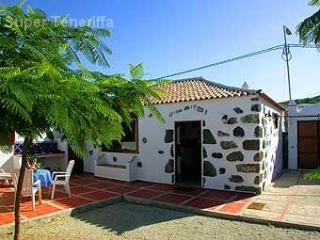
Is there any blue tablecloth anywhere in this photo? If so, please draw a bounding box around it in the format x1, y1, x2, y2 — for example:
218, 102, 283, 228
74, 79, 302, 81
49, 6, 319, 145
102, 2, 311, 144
33, 169, 53, 187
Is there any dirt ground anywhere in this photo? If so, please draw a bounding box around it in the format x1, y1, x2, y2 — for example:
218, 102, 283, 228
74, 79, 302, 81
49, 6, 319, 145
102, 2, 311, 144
1, 202, 319, 240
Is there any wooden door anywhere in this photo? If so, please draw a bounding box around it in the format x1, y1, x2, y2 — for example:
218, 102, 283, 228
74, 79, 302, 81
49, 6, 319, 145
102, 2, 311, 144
298, 121, 320, 169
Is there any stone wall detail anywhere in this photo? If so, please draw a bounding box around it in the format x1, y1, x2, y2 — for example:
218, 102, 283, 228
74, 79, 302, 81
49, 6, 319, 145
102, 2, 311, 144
203, 161, 217, 177
165, 159, 174, 173
236, 164, 260, 173
243, 140, 260, 150
226, 151, 244, 162
253, 151, 263, 162
233, 107, 244, 114
212, 152, 223, 159
203, 129, 216, 144
164, 129, 173, 143
254, 126, 263, 138
152, 96, 281, 194
221, 141, 238, 149
203, 147, 208, 159
233, 126, 245, 137
229, 175, 243, 183
218, 131, 230, 137
200, 96, 275, 193
241, 114, 260, 124
251, 104, 261, 112
168, 104, 208, 118
227, 117, 237, 124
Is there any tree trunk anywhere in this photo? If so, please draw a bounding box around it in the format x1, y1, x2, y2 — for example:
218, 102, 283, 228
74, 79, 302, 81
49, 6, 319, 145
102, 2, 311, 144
14, 137, 33, 240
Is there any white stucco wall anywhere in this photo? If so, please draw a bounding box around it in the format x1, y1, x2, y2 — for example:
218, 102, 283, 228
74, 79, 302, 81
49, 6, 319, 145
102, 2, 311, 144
86, 95, 284, 193
0, 147, 14, 171
259, 99, 284, 188
138, 96, 259, 188
288, 102, 320, 169
84, 141, 97, 173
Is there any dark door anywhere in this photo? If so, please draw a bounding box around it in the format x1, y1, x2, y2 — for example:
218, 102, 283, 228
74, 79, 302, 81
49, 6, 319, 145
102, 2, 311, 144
298, 121, 320, 169
68, 146, 84, 174
282, 132, 288, 169
175, 121, 201, 186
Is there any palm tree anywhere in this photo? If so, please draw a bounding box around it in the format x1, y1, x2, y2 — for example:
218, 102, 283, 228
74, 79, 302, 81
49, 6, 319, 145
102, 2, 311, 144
298, 0, 320, 47
0, 2, 163, 239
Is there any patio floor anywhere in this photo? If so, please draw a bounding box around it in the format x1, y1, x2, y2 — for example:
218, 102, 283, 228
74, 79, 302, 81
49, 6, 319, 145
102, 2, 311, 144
0, 170, 319, 229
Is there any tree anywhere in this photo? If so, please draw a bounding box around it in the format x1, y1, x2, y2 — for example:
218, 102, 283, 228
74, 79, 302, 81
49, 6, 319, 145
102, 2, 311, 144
298, 0, 320, 48
0, 2, 163, 239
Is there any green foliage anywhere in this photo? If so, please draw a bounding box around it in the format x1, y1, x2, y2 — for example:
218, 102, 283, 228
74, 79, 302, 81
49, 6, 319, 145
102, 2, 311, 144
297, 0, 320, 49
281, 95, 320, 107
309, 0, 320, 6
304, 168, 320, 180
295, 95, 320, 104
0, 2, 163, 159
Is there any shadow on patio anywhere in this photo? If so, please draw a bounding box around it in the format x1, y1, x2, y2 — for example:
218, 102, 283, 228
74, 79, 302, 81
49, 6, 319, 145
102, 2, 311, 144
70, 201, 192, 235
272, 170, 320, 189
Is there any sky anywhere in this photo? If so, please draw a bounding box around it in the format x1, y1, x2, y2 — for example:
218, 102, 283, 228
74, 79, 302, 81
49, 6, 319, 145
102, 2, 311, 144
3, 0, 320, 102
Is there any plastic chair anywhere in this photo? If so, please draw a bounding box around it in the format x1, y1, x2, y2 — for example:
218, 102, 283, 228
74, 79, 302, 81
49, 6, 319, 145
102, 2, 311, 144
0, 168, 12, 186
50, 160, 75, 199
11, 169, 42, 211
0, 168, 12, 179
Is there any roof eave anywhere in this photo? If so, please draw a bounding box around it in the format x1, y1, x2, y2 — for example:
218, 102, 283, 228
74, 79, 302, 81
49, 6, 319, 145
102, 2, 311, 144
258, 92, 286, 112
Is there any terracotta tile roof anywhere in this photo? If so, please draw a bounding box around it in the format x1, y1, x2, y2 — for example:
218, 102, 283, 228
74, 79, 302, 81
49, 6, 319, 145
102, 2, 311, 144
151, 77, 259, 104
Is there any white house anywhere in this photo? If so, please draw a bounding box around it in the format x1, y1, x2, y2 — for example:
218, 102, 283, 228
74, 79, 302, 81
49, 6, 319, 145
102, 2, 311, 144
288, 101, 320, 170
0, 149, 14, 172
84, 77, 285, 193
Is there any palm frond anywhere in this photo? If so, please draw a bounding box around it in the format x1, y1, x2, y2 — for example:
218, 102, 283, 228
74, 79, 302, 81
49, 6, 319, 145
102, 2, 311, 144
304, 168, 320, 180
297, 3, 320, 48
309, 0, 320, 6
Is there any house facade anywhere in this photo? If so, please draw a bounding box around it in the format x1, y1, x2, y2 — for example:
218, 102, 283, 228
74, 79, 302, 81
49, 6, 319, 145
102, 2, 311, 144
288, 101, 320, 170
84, 77, 285, 193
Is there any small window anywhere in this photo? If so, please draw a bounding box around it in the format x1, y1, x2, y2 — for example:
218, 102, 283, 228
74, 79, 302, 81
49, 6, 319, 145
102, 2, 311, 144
103, 118, 138, 153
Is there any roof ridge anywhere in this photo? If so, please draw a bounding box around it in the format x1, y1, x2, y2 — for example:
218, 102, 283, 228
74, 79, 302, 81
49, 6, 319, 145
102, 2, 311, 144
172, 77, 260, 94
150, 76, 284, 111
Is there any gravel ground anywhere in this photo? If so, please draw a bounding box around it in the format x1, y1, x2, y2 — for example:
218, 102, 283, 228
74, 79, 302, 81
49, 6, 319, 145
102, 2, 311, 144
1, 202, 319, 240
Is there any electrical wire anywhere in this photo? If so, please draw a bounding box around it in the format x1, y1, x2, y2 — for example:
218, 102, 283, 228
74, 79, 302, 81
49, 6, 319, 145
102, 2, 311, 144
155, 43, 317, 80
155, 45, 283, 79
288, 44, 318, 49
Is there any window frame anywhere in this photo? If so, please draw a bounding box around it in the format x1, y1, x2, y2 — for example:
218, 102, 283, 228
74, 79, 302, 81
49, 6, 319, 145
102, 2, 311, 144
103, 117, 139, 154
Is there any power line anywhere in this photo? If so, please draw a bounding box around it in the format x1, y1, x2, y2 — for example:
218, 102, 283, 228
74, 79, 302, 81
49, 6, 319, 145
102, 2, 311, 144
288, 43, 318, 49
155, 43, 317, 80
156, 45, 282, 79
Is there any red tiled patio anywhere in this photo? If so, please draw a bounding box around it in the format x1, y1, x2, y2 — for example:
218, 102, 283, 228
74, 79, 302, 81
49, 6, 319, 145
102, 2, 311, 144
1, 170, 319, 229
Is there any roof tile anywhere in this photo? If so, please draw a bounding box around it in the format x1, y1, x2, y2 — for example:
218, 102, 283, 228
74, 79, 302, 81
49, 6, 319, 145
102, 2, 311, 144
151, 77, 258, 104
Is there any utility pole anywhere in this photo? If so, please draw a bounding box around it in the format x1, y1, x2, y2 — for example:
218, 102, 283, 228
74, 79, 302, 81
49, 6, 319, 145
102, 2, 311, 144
283, 25, 292, 100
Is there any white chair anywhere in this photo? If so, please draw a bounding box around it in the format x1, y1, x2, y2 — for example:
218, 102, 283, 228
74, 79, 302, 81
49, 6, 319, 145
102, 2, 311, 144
0, 168, 12, 184
50, 160, 75, 200
0, 168, 11, 180
11, 169, 42, 211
